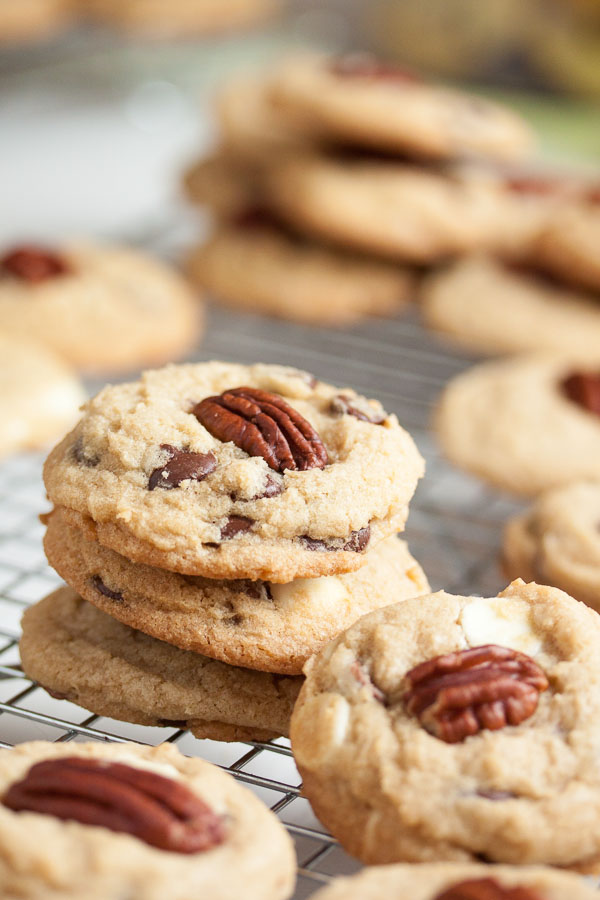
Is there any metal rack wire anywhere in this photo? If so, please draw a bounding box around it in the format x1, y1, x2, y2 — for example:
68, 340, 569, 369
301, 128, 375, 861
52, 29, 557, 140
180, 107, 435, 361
0, 305, 524, 897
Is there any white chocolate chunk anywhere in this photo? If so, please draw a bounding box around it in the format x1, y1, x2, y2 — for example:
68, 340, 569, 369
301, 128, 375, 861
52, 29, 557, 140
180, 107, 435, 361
270, 575, 347, 609
113, 754, 181, 781
460, 596, 542, 657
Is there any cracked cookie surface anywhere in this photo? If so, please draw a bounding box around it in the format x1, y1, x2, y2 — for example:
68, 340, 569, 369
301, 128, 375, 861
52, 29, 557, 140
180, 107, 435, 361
43, 361, 424, 581
291, 580, 600, 868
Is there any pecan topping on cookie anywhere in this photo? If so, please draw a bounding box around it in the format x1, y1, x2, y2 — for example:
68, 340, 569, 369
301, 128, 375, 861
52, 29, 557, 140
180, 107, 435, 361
2, 757, 226, 854
148, 444, 217, 490
562, 372, 600, 417
1, 245, 70, 283
434, 878, 543, 900
330, 394, 386, 424
193, 387, 328, 472
403, 644, 548, 744
330, 54, 419, 83
503, 174, 562, 195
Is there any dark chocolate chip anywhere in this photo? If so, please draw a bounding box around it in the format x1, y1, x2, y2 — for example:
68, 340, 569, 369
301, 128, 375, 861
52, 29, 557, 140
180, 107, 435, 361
230, 474, 284, 502
157, 719, 189, 729
344, 526, 370, 552
72, 438, 99, 468
562, 372, 600, 417
1, 245, 70, 283
148, 444, 217, 491
243, 581, 273, 601
44, 688, 71, 701
227, 614, 244, 626
330, 394, 386, 424
220, 516, 254, 540
300, 525, 371, 553
90, 575, 124, 603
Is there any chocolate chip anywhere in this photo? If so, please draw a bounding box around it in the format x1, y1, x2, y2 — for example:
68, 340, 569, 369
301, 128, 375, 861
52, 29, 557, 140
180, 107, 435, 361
72, 438, 99, 468
330, 394, 386, 424
1, 245, 70, 283
230, 474, 284, 502
220, 516, 254, 540
157, 719, 188, 728
562, 372, 600, 417
232, 206, 283, 230
90, 575, 124, 602
301, 525, 371, 553
227, 614, 244, 626
148, 444, 217, 490
243, 581, 273, 601
44, 688, 71, 701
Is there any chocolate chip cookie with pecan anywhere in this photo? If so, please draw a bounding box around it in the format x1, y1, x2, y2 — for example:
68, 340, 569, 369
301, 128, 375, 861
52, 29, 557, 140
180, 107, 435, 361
291, 580, 600, 869
436, 356, 600, 495
43, 508, 429, 674
310, 862, 598, 900
43, 362, 424, 582
0, 740, 295, 899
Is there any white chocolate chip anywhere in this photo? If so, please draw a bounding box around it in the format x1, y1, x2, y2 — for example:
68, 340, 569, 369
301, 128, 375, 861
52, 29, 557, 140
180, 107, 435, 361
112, 754, 181, 780
460, 596, 542, 657
270, 575, 347, 609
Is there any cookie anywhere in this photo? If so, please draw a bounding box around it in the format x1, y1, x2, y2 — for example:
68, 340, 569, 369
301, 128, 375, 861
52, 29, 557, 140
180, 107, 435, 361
503, 481, 600, 612
43, 361, 424, 582
0, 0, 72, 42
534, 193, 600, 293
264, 151, 520, 263
310, 861, 598, 900
85, 0, 279, 35
44, 508, 430, 674
20, 586, 302, 741
0, 739, 295, 899
421, 256, 600, 360
435, 356, 600, 496
182, 152, 266, 218
269, 55, 534, 162
185, 213, 415, 326
0, 242, 202, 375
0, 333, 85, 460
291, 579, 600, 868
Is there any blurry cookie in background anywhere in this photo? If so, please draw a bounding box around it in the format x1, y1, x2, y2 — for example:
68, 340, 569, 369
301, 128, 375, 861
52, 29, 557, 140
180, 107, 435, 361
269, 54, 535, 161
83, 0, 280, 36
0, 0, 73, 43
186, 209, 416, 326
503, 481, 600, 612
0, 333, 85, 460
436, 356, 600, 495
421, 256, 600, 361
534, 191, 600, 294
183, 152, 267, 218
0, 243, 202, 375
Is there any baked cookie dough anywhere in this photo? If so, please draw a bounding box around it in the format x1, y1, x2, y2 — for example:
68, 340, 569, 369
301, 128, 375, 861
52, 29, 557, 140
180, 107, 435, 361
535, 195, 600, 294
0, 0, 72, 42
310, 861, 598, 900
0, 333, 85, 460
0, 739, 295, 899
44, 509, 429, 674
435, 356, 600, 496
264, 151, 518, 263
84, 0, 279, 35
421, 256, 600, 360
20, 587, 302, 741
182, 152, 266, 218
185, 215, 415, 326
269, 55, 534, 161
291, 580, 600, 868
503, 481, 600, 612
0, 242, 202, 375
43, 362, 424, 582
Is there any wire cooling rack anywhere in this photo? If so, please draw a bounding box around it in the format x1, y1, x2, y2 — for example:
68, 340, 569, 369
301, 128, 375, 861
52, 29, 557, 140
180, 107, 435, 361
0, 304, 525, 897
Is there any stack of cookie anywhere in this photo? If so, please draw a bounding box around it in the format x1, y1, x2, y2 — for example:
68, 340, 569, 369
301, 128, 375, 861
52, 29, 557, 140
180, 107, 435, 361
183, 54, 536, 326
22, 360, 428, 741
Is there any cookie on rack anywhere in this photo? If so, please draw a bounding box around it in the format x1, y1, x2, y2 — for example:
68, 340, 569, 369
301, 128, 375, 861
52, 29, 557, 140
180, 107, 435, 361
291, 579, 600, 870
185, 210, 415, 326
421, 256, 600, 360
0, 333, 85, 460
0, 242, 202, 375
0, 739, 295, 899
182, 152, 267, 218
435, 356, 600, 495
264, 151, 519, 263
44, 508, 429, 674
20, 586, 302, 741
0, 0, 72, 43
84, 0, 279, 36
534, 190, 600, 293
310, 861, 598, 900
503, 481, 600, 612
43, 361, 424, 582
269, 54, 535, 161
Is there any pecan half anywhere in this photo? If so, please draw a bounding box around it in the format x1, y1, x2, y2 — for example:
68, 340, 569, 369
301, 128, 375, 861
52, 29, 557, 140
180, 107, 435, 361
329, 54, 419, 83
148, 444, 217, 490
435, 878, 542, 900
1, 245, 70, 283
403, 644, 548, 744
193, 386, 328, 472
562, 372, 600, 417
2, 757, 225, 854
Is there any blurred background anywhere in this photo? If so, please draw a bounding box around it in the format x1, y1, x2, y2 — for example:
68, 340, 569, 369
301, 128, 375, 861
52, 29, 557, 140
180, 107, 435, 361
1, 0, 598, 248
